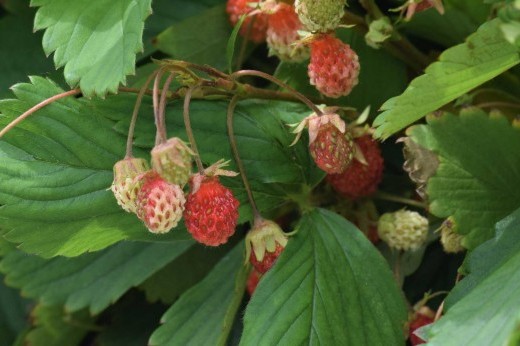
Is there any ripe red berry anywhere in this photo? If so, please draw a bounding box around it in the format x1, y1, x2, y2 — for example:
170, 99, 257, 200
246, 270, 262, 296
309, 122, 354, 174
327, 135, 384, 199
291, 111, 354, 174
226, 0, 268, 43
184, 176, 239, 246
250, 242, 284, 274
308, 34, 360, 98
266, 3, 308, 62
135, 171, 186, 234
409, 312, 434, 345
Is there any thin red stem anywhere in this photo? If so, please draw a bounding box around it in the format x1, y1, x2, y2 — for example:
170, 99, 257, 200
125, 70, 159, 158
0, 89, 81, 138
153, 70, 166, 146
231, 70, 323, 115
227, 95, 261, 220
183, 86, 204, 173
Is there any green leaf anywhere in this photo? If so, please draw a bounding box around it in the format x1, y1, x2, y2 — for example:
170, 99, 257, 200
24, 305, 94, 346
0, 240, 193, 314
241, 209, 408, 345
275, 29, 407, 114
373, 19, 520, 139
32, 0, 152, 97
0, 274, 31, 345
424, 207, 520, 345
140, 242, 236, 304
153, 5, 231, 69
227, 14, 246, 73
149, 243, 247, 346
0, 77, 190, 257
0, 78, 319, 257
408, 110, 520, 249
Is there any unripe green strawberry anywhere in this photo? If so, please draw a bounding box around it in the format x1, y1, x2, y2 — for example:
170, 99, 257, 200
378, 210, 428, 251
295, 0, 346, 32
111, 157, 150, 213
135, 171, 186, 234
246, 219, 288, 274
439, 217, 464, 254
151, 137, 193, 187
290, 111, 354, 174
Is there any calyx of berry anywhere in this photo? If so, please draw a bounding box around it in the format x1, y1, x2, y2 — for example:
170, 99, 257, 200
151, 137, 194, 187
245, 218, 288, 265
111, 157, 150, 213
290, 110, 346, 146
189, 159, 238, 194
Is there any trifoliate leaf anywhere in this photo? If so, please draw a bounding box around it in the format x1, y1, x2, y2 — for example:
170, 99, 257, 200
32, 0, 152, 97
373, 19, 520, 139
424, 207, 520, 345
149, 243, 247, 346
241, 209, 408, 345
408, 109, 520, 248
0, 240, 193, 314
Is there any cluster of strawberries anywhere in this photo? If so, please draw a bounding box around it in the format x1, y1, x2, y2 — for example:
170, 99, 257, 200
226, 0, 360, 99
111, 139, 240, 246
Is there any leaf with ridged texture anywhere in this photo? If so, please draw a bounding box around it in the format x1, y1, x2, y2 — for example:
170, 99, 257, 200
31, 0, 152, 97
0, 240, 193, 314
0, 77, 190, 257
149, 243, 247, 346
153, 5, 231, 70
373, 19, 520, 139
24, 305, 93, 346
423, 207, 520, 345
241, 209, 407, 345
408, 110, 520, 249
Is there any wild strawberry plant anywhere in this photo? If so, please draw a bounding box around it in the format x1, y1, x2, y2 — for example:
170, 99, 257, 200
0, 0, 519, 345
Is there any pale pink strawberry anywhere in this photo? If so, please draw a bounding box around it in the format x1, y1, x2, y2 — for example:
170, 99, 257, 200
111, 157, 149, 213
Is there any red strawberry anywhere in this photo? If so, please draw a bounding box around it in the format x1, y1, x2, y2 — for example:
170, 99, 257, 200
246, 270, 262, 296
135, 171, 185, 234
409, 309, 435, 345
226, 0, 268, 43
266, 3, 308, 62
308, 34, 360, 98
291, 111, 354, 174
246, 218, 288, 274
327, 135, 384, 199
184, 175, 239, 246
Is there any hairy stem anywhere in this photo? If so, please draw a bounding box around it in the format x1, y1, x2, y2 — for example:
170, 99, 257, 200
227, 95, 261, 220
0, 89, 82, 138
183, 86, 205, 173
125, 70, 159, 158
231, 70, 323, 115
153, 70, 166, 146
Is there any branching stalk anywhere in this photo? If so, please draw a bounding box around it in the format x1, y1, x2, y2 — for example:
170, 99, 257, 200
0, 89, 81, 138
227, 95, 261, 221
183, 86, 205, 173
231, 70, 323, 115
156, 73, 176, 145
125, 70, 159, 158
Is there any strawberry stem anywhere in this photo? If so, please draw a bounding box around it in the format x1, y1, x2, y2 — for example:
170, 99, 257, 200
156, 73, 176, 145
183, 86, 205, 173
375, 191, 427, 209
0, 88, 81, 138
125, 70, 159, 158
227, 95, 262, 221
152, 69, 166, 146
230, 70, 323, 116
